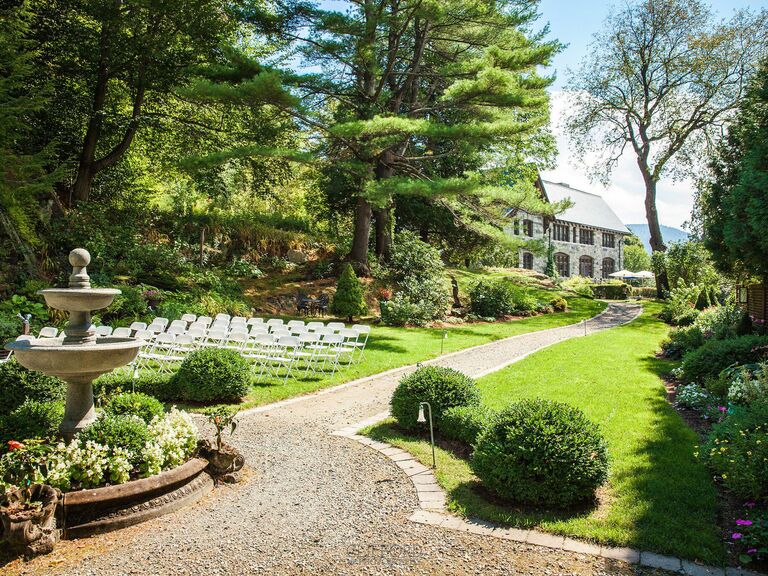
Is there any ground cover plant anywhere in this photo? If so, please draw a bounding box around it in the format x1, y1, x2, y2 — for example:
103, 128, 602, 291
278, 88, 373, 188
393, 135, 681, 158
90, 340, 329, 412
367, 302, 724, 563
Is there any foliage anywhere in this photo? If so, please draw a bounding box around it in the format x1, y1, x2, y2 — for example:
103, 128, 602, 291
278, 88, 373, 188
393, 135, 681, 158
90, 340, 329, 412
623, 243, 652, 272
561, 276, 594, 298
226, 259, 263, 279
391, 366, 480, 431
0, 400, 64, 446
174, 348, 251, 403
471, 398, 609, 508
94, 372, 181, 403
549, 296, 568, 312
331, 264, 368, 322
662, 304, 748, 359
675, 384, 717, 414
382, 232, 451, 325
731, 506, 768, 566
0, 359, 64, 417
700, 403, 768, 501
141, 408, 199, 476
659, 283, 701, 326
699, 59, 768, 278
661, 325, 706, 359
592, 284, 630, 300
663, 241, 722, 293
0, 314, 20, 345
78, 414, 150, 468
439, 405, 496, 447
680, 335, 768, 384
468, 279, 541, 318
727, 364, 768, 407
104, 392, 165, 424
203, 406, 239, 451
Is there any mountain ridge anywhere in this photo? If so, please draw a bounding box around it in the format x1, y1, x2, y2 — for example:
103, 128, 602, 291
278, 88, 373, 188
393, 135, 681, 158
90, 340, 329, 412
626, 223, 689, 253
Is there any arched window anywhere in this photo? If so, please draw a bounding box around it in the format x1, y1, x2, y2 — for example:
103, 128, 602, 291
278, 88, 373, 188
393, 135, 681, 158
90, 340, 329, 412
522, 219, 534, 237
555, 253, 570, 277
602, 257, 615, 278
522, 252, 534, 270
579, 255, 594, 277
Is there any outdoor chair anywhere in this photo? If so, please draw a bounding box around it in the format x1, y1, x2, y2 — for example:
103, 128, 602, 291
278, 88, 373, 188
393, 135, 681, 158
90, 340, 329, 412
112, 327, 132, 338
197, 316, 213, 327
187, 326, 207, 342
326, 322, 345, 332
266, 318, 284, 329
38, 327, 58, 339
146, 323, 165, 334
95, 325, 113, 337
0, 350, 12, 364
200, 328, 227, 349
129, 321, 147, 333
180, 313, 197, 324
168, 319, 187, 332
15, 335, 35, 341
140, 333, 183, 373
249, 325, 268, 337
314, 294, 329, 316
247, 317, 264, 326
290, 325, 309, 335
214, 313, 231, 323
296, 293, 311, 316
152, 317, 170, 328
222, 331, 248, 352
351, 324, 371, 361
306, 321, 324, 331
286, 319, 305, 329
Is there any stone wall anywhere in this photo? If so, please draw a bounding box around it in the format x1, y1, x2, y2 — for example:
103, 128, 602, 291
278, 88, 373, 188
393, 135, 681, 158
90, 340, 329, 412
508, 212, 626, 279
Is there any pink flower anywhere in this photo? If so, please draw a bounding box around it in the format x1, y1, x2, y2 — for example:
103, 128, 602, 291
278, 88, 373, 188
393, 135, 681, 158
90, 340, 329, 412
748, 548, 758, 554
732, 533, 743, 540
736, 519, 753, 526
745, 502, 756, 508
718, 406, 727, 413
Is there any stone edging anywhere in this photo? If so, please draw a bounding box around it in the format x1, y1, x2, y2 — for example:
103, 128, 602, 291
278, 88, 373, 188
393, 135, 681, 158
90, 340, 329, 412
334, 417, 762, 576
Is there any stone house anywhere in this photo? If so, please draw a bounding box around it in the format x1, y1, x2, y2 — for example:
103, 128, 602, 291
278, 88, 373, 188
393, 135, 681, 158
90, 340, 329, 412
507, 179, 630, 279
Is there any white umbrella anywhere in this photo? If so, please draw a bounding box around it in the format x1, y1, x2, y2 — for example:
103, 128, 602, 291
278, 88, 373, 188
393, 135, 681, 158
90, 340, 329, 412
635, 270, 655, 278
608, 269, 638, 279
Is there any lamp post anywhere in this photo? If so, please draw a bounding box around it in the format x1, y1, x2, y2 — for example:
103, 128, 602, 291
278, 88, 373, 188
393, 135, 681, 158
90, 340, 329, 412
417, 401, 436, 469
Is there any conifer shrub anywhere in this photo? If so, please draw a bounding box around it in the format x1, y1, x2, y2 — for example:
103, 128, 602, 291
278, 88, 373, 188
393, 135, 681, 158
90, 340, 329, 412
331, 263, 368, 322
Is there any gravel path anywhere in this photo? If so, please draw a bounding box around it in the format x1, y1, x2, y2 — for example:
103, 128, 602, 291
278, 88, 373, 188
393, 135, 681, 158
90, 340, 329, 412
10, 303, 653, 576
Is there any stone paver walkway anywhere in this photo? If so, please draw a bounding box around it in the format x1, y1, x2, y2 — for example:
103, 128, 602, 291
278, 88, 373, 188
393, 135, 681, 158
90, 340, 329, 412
7, 303, 683, 576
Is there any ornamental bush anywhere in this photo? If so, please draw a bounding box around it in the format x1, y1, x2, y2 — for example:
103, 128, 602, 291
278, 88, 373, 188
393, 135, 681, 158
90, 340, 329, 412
104, 392, 165, 424
549, 296, 568, 312
95, 371, 182, 402
439, 405, 496, 446
661, 325, 706, 359
471, 399, 609, 508
591, 283, 630, 300
0, 359, 64, 416
0, 399, 64, 446
680, 335, 768, 384
468, 280, 540, 317
174, 348, 251, 403
391, 366, 480, 431
331, 263, 368, 322
79, 414, 150, 467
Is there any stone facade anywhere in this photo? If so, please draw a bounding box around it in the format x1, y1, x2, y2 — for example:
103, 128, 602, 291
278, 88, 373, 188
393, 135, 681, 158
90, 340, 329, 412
508, 212, 627, 280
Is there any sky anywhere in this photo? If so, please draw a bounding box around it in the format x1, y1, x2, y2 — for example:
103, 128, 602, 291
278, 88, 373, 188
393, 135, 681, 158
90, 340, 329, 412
537, 0, 767, 229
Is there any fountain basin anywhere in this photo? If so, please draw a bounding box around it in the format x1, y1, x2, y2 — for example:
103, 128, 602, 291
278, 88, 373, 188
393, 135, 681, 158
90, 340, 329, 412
38, 288, 121, 312
5, 337, 144, 380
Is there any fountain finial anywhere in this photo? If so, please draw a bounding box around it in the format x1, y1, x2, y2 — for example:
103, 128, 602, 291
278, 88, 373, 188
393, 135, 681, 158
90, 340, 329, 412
68, 248, 91, 289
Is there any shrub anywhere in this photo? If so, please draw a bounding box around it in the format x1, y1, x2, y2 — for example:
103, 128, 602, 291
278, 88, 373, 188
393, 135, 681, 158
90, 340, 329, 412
0, 314, 20, 345
631, 286, 658, 298
675, 384, 717, 414
440, 405, 496, 446
561, 276, 593, 298
726, 364, 768, 406
94, 372, 181, 403
695, 304, 746, 340
471, 399, 609, 508
174, 348, 251, 403
331, 263, 368, 322
591, 284, 630, 300
391, 366, 480, 431
549, 296, 568, 312
0, 359, 65, 416
661, 325, 706, 359
104, 392, 165, 424
680, 335, 768, 384
1, 400, 64, 445
700, 404, 768, 501
79, 414, 150, 467
659, 283, 701, 326
468, 280, 540, 318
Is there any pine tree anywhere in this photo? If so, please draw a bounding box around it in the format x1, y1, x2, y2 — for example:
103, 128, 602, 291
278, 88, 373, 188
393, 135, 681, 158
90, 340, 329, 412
331, 264, 368, 323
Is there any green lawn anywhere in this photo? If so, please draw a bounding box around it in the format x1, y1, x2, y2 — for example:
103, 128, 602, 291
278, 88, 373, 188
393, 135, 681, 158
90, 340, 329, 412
232, 295, 606, 410
366, 302, 724, 564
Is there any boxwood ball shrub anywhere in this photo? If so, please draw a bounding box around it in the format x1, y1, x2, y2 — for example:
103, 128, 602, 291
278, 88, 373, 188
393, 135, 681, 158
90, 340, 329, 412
174, 348, 251, 403
680, 335, 768, 384
104, 392, 165, 424
0, 399, 65, 446
79, 414, 150, 467
471, 398, 609, 508
391, 366, 480, 431
549, 296, 568, 312
0, 359, 65, 416
440, 405, 496, 446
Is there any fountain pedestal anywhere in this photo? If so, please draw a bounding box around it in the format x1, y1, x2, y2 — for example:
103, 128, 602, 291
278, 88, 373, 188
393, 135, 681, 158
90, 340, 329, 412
5, 249, 144, 441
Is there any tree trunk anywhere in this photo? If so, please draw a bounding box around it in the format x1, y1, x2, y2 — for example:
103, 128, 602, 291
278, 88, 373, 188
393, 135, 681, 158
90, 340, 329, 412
0, 208, 38, 276
374, 206, 393, 262
350, 197, 372, 275
640, 163, 671, 296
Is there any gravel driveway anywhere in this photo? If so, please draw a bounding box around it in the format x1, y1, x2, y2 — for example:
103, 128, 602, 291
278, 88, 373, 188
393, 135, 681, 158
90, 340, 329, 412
8, 303, 654, 576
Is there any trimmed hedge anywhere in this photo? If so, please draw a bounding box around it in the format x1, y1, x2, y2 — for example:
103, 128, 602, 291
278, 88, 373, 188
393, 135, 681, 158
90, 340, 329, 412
104, 392, 165, 424
94, 372, 181, 403
173, 348, 251, 404
592, 284, 630, 300
439, 405, 496, 446
391, 366, 480, 431
469, 280, 539, 317
79, 414, 150, 467
0, 359, 64, 416
471, 399, 609, 508
680, 335, 768, 384
0, 399, 64, 446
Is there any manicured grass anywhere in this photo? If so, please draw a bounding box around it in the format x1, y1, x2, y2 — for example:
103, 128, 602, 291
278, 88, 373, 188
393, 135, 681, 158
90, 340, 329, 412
367, 302, 724, 564
231, 295, 606, 410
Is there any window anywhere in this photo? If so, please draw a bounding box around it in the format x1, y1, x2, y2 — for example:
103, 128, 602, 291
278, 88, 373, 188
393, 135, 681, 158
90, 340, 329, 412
553, 223, 569, 242
522, 252, 534, 270
602, 233, 615, 248
602, 257, 615, 279
522, 219, 534, 237
579, 229, 594, 245
579, 255, 594, 277
513, 220, 520, 235
555, 253, 570, 277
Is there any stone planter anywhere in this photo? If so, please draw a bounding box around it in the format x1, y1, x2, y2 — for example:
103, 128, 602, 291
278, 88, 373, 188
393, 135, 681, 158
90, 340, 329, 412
60, 457, 212, 539
198, 440, 245, 481
1, 484, 60, 557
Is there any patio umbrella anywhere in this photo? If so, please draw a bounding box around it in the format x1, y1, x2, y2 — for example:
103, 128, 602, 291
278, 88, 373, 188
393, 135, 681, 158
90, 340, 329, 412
635, 270, 655, 279
608, 270, 638, 279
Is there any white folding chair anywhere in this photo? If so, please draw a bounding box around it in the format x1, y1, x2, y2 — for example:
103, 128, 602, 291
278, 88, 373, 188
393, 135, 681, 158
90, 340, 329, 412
38, 327, 58, 339
214, 313, 231, 323
290, 325, 309, 335
172, 334, 196, 357
15, 335, 35, 342
351, 324, 371, 362
242, 334, 275, 380
211, 319, 229, 331
307, 334, 346, 376
197, 316, 213, 327
266, 318, 284, 329
95, 325, 113, 338
187, 326, 207, 341
306, 321, 324, 331
247, 317, 264, 326
0, 350, 13, 364
129, 321, 147, 333
147, 323, 165, 334
180, 313, 197, 324
141, 333, 182, 373
152, 317, 170, 329
222, 331, 248, 352
249, 325, 268, 337
112, 327, 132, 338
200, 328, 227, 348
286, 319, 305, 329
326, 322, 345, 332
231, 316, 247, 325
271, 328, 291, 339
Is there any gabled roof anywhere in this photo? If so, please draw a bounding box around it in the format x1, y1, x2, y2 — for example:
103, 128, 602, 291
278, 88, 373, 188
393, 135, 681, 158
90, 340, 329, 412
540, 180, 630, 234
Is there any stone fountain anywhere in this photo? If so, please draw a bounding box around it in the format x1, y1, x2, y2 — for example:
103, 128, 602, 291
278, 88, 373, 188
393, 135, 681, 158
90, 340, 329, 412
5, 248, 144, 441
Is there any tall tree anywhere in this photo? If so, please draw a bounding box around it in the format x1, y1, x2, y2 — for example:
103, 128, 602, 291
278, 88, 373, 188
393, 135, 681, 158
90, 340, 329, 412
29, 0, 234, 205
564, 0, 767, 292
225, 0, 560, 272
699, 59, 768, 279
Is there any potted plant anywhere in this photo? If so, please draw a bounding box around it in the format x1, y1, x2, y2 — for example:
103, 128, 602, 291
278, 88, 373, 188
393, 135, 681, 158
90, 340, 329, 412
143, 288, 162, 308
0, 442, 60, 557
199, 407, 244, 481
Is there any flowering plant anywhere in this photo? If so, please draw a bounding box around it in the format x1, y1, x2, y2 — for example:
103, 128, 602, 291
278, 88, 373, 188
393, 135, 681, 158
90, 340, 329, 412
731, 504, 768, 565
377, 287, 393, 301
204, 406, 239, 451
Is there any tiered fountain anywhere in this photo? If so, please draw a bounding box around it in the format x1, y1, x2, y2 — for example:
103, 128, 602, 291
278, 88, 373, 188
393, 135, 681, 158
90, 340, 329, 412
5, 248, 144, 441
